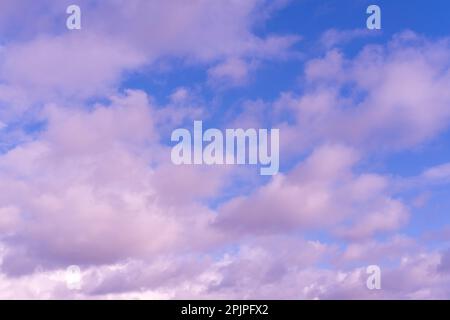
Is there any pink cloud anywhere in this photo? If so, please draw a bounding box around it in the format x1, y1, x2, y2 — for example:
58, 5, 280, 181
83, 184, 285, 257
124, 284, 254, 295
0, 34, 145, 99
0, 0, 299, 103
208, 58, 252, 87
0, 1, 449, 298
320, 28, 380, 49
0, 90, 227, 275
1, 237, 448, 299
216, 144, 408, 239
268, 32, 450, 158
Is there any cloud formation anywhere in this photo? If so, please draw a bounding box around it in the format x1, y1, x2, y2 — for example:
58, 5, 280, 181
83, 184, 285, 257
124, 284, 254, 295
0, 1, 450, 300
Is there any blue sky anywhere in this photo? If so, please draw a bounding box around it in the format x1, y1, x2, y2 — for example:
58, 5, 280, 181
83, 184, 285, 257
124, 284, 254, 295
121, 1, 450, 245
1, 0, 450, 299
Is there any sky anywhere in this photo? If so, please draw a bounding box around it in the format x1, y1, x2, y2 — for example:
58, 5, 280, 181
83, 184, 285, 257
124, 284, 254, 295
0, 0, 450, 299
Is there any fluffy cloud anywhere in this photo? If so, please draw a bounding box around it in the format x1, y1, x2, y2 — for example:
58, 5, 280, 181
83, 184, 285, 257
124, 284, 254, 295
0, 90, 227, 276
208, 58, 253, 87
0, 0, 449, 299
2, 236, 450, 300
0, 0, 299, 100
216, 144, 408, 240
273, 32, 450, 156
0, 34, 145, 99
320, 28, 379, 49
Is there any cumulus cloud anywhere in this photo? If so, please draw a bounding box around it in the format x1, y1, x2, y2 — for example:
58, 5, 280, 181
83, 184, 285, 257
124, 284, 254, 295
320, 28, 380, 49
0, 0, 449, 299
208, 58, 253, 87
0, 90, 228, 276
216, 144, 408, 239
271, 32, 450, 156
2, 236, 450, 300
0, 34, 145, 99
